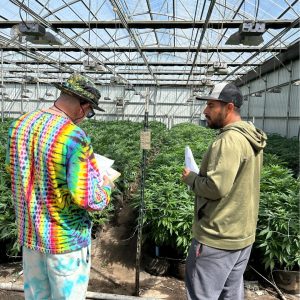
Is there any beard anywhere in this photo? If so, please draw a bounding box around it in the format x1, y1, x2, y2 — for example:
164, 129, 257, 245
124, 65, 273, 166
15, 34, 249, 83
206, 110, 226, 129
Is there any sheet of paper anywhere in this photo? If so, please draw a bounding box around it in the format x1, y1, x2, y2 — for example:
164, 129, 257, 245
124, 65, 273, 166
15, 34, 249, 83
185, 146, 199, 174
106, 167, 121, 181
94, 153, 114, 170
94, 153, 121, 183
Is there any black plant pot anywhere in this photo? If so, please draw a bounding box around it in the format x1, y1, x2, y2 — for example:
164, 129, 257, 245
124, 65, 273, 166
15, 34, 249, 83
272, 270, 300, 295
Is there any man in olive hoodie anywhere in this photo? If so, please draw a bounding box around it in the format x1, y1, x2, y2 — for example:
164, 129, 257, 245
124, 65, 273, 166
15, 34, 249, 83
182, 82, 267, 300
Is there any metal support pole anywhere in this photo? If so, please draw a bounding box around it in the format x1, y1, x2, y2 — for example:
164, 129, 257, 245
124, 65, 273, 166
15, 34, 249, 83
285, 68, 293, 138
135, 91, 149, 296
153, 87, 157, 121
1, 49, 4, 122
190, 98, 194, 123
247, 85, 251, 121
262, 78, 267, 131
21, 84, 24, 115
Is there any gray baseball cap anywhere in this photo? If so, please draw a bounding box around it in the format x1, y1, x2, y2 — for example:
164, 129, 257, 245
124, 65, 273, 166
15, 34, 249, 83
196, 82, 243, 108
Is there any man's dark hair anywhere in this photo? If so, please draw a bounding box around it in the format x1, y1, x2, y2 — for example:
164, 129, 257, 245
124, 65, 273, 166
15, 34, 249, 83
220, 101, 241, 114
234, 106, 241, 114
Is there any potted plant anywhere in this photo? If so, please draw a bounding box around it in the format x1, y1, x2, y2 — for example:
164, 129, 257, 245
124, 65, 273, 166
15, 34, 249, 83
255, 159, 300, 294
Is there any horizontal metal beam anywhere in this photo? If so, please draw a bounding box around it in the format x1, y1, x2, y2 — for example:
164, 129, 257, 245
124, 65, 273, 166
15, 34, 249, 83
1, 46, 287, 52
0, 80, 221, 87
3, 61, 260, 67
0, 20, 294, 29
3, 99, 191, 106
3, 77, 221, 83
2, 110, 192, 119
3, 110, 299, 121
4, 69, 245, 75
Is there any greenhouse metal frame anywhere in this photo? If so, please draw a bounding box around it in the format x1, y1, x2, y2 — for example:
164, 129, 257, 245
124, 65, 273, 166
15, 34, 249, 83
0, 0, 299, 136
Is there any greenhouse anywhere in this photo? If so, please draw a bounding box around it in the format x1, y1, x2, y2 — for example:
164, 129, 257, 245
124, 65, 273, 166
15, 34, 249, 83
0, 0, 299, 299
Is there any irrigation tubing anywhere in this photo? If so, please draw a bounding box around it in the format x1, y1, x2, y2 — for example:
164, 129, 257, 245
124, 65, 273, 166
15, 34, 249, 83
248, 265, 287, 300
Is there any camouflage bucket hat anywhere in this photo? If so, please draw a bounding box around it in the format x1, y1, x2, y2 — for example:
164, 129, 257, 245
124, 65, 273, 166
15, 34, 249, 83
53, 73, 104, 111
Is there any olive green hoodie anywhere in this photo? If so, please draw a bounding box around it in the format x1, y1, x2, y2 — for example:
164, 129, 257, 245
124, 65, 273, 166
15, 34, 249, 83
183, 121, 267, 250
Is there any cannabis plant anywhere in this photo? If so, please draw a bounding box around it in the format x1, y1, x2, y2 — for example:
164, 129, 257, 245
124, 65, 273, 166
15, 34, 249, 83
256, 161, 300, 271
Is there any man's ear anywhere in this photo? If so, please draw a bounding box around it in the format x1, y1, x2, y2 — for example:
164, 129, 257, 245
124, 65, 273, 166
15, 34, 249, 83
227, 102, 235, 112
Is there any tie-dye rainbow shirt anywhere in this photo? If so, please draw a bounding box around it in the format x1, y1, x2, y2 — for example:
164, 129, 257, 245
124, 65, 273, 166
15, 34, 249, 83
5, 110, 111, 254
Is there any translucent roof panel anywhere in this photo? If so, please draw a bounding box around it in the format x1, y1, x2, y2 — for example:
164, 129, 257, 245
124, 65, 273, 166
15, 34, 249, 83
0, 0, 299, 87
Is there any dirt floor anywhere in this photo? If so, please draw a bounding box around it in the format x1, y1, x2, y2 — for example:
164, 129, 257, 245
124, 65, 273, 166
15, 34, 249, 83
0, 204, 299, 300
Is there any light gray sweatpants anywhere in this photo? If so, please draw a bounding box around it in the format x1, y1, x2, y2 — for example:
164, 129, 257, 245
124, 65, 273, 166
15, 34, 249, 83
185, 239, 252, 300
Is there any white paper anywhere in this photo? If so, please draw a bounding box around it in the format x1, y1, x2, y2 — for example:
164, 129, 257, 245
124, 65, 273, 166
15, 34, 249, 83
105, 167, 121, 182
185, 146, 199, 173
94, 153, 114, 170
94, 153, 121, 183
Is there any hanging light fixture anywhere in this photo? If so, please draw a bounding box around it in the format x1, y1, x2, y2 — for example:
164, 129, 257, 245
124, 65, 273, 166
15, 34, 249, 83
115, 96, 125, 107
192, 90, 198, 96
213, 62, 228, 74
252, 92, 263, 97
11, 22, 62, 45
200, 78, 213, 87
226, 21, 266, 46
83, 60, 106, 72
124, 85, 135, 91
207, 62, 228, 75
45, 90, 54, 97
23, 88, 32, 93
23, 75, 38, 83
206, 66, 215, 76
186, 96, 194, 104
268, 87, 281, 93
292, 80, 300, 86
110, 76, 123, 85
193, 87, 205, 93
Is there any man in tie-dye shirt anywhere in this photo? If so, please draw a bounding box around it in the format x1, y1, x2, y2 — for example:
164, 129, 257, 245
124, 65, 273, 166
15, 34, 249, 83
6, 74, 112, 300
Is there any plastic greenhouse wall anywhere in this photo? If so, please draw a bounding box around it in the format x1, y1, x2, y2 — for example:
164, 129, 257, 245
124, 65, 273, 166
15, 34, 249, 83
240, 58, 300, 138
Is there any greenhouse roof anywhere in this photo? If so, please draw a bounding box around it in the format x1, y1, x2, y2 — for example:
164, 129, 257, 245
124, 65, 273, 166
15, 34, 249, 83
0, 0, 299, 87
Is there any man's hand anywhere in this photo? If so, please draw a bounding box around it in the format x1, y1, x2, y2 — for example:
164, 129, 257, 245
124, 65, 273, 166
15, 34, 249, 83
182, 167, 191, 180
102, 175, 115, 189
